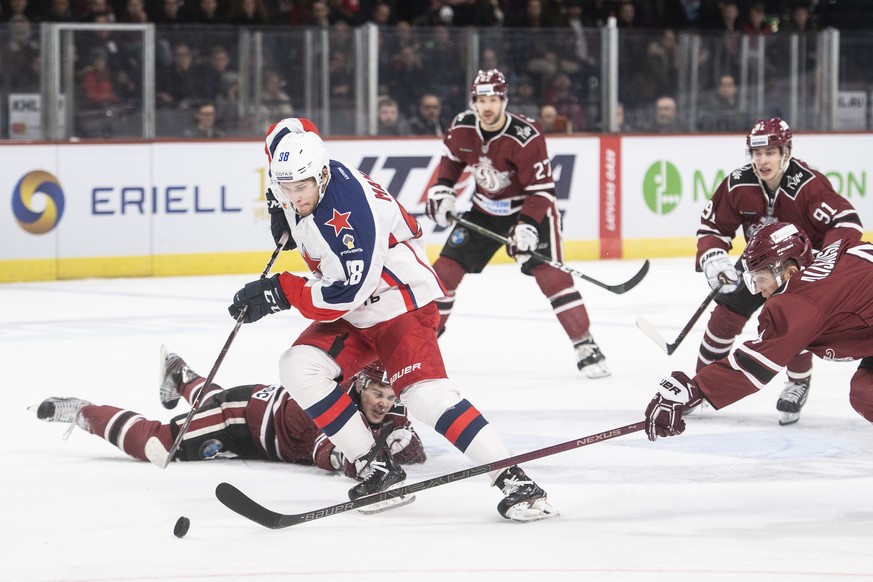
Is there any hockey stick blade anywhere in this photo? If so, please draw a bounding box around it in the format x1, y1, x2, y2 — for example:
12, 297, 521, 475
635, 316, 672, 354
216, 421, 645, 529
446, 213, 648, 294
635, 287, 719, 356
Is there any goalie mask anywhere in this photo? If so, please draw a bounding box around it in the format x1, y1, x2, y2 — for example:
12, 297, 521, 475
741, 222, 812, 295
270, 130, 330, 211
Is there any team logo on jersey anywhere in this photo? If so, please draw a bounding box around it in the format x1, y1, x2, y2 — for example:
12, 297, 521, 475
513, 125, 534, 141
11, 170, 65, 234
342, 233, 356, 249
473, 156, 511, 194
325, 208, 353, 236
448, 227, 469, 247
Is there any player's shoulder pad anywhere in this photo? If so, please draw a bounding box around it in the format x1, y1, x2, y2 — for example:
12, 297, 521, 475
779, 158, 816, 200
504, 113, 541, 146
727, 163, 758, 189
451, 110, 478, 129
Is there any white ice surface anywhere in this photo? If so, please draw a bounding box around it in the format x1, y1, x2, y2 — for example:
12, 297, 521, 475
3, 258, 873, 582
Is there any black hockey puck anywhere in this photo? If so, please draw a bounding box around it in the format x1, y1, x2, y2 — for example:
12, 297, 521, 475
174, 516, 190, 538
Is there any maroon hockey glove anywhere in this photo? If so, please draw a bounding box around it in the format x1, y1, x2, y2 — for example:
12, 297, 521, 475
228, 274, 291, 323
266, 188, 296, 251
645, 371, 702, 441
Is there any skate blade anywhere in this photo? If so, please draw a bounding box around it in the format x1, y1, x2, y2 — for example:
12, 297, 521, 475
357, 494, 416, 515
505, 499, 559, 523
779, 411, 800, 426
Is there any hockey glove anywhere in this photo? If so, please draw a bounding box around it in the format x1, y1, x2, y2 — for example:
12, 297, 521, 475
506, 222, 539, 264
425, 184, 456, 228
700, 249, 740, 292
266, 188, 295, 250
228, 274, 291, 323
645, 371, 703, 441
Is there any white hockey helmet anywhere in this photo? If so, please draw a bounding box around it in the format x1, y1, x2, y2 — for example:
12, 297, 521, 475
270, 131, 330, 204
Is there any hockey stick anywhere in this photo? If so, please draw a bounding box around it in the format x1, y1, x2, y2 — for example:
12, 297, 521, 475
215, 421, 645, 529
635, 286, 719, 355
160, 232, 290, 469
447, 213, 648, 294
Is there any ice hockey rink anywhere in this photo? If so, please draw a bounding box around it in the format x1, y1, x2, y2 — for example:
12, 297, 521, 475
4, 257, 873, 582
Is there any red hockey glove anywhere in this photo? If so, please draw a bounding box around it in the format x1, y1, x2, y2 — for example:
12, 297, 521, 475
645, 371, 702, 441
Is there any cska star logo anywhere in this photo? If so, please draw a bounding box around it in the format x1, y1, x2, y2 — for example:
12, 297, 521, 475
325, 209, 353, 236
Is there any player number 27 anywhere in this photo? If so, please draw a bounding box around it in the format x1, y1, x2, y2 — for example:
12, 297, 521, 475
534, 158, 552, 180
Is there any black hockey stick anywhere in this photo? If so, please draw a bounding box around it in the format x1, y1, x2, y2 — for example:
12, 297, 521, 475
160, 232, 290, 469
635, 286, 719, 355
215, 421, 645, 529
447, 213, 648, 294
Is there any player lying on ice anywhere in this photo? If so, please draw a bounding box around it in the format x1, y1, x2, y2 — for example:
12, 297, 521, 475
31, 348, 426, 476
646, 222, 873, 441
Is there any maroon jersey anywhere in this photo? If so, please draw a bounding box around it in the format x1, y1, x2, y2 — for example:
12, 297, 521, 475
245, 383, 425, 470
437, 111, 555, 224
696, 238, 873, 408
696, 158, 863, 267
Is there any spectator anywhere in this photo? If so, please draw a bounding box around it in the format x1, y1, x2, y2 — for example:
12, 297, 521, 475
157, 41, 196, 108
631, 28, 680, 107
541, 72, 585, 132
188, 0, 224, 23
409, 93, 446, 136
376, 96, 409, 136
537, 103, 567, 134
118, 0, 149, 21
44, 0, 75, 21
1, 15, 38, 90
743, 2, 773, 36
510, 74, 540, 120
228, 0, 268, 25
216, 72, 243, 134
646, 95, 681, 132
2, 0, 35, 22
151, 0, 182, 23
420, 24, 465, 113
80, 47, 118, 108
387, 44, 426, 119
302, 0, 330, 26
184, 101, 225, 138
259, 71, 293, 129
698, 73, 748, 132
194, 44, 233, 103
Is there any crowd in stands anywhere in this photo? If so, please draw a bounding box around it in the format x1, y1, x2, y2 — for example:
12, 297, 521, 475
1, 0, 870, 138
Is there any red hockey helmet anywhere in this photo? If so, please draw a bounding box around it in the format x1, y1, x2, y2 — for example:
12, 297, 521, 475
741, 222, 812, 294
470, 69, 508, 101
746, 118, 793, 151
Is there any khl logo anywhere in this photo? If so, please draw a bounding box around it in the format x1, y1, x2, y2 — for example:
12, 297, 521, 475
643, 160, 682, 216
12, 170, 65, 234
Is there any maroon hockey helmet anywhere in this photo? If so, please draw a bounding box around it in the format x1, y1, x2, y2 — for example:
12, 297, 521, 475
357, 361, 389, 387
741, 222, 812, 293
470, 69, 508, 100
746, 118, 793, 151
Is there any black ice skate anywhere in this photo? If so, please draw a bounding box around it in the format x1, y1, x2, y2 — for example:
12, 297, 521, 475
574, 337, 611, 379
159, 345, 201, 410
494, 465, 558, 522
348, 443, 414, 514
777, 378, 811, 426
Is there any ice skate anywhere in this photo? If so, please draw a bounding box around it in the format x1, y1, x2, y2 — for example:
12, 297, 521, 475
776, 378, 810, 426
575, 338, 611, 379
29, 397, 91, 439
159, 345, 200, 410
348, 443, 414, 514
494, 465, 558, 522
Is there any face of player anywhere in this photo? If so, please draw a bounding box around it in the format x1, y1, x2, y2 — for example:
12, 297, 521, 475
278, 176, 321, 217
743, 263, 793, 298
751, 146, 789, 190
359, 380, 397, 424
474, 95, 506, 131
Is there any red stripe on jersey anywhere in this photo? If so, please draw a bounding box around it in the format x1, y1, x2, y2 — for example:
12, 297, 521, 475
443, 405, 480, 445
311, 391, 356, 430
381, 270, 415, 311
